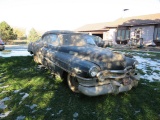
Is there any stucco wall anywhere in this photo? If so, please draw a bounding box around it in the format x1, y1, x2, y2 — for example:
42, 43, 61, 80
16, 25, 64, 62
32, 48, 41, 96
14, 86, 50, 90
130, 26, 155, 46
103, 29, 117, 44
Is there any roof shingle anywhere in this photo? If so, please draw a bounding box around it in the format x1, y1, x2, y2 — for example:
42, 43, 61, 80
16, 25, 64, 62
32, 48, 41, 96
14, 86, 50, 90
76, 13, 160, 31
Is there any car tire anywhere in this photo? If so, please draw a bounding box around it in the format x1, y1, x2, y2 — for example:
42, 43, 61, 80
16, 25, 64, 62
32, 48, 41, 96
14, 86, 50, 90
67, 74, 79, 93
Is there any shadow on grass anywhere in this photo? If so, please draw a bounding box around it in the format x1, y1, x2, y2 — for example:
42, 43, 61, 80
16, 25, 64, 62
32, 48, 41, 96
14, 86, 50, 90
0, 56, 160, 120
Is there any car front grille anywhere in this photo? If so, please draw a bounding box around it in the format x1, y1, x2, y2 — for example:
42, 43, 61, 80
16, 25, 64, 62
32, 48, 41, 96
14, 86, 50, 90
97, 66, 136, 82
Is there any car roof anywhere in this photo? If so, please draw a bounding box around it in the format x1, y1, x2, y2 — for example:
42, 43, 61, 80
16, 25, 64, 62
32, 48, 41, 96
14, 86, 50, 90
42, 30, 87, 38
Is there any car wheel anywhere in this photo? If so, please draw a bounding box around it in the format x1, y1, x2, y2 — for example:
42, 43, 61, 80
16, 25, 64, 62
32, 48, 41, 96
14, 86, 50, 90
67, 74, 79, 93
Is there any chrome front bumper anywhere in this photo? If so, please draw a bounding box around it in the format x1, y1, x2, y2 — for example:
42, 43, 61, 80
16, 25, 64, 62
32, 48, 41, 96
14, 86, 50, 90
78, 79, 139, 96
77, 66, 139, 96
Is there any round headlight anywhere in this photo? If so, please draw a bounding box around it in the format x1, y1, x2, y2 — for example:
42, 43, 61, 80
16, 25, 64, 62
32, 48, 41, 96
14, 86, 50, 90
89, 66, 99, 77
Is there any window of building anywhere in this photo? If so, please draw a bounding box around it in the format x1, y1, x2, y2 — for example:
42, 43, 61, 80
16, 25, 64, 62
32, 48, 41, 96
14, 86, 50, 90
117, 30, 121, 40
125, 30, 130, 39
158, 28, 160, 40
154, 25, 160, 40
154, 27, 160, 40
117, 29, 130, 41
154, 28, 158, 40
121, 30, 125, 40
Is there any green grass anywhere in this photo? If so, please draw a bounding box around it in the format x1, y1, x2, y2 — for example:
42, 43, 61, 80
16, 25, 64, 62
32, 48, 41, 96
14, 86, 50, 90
0, 56, 160, 120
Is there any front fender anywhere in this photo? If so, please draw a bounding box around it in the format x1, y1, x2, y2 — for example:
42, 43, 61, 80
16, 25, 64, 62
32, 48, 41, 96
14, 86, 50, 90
69, 57, 100, 78
49, 51, 99, 78
125, 56, 136, 67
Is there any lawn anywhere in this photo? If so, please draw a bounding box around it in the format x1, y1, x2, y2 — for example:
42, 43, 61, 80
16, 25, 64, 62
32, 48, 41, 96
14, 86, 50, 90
0, 55, 160, 120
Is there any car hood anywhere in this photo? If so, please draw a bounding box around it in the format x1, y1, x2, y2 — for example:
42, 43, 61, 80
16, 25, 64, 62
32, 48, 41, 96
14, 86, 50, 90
58, 46, 126, 70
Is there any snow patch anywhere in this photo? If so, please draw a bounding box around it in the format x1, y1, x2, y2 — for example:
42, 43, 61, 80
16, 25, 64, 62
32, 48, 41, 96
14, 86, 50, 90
0, 97, 10, 110
46, 108, 52, 111
73, 112, 79, 118
19, 101, 22, 105
16, 115, 25, 120
0, 91, 8, 94
21, 68, 28, 71
32, 110, 37, 113
134, 56, 160, 82
0, 85, 9, 88
22, 93, 29, 100
154, 88, 159, 91
25, 104, 37, 109
1, 97, 10, 102
134, 110, 141, 115
0, 102, 7, 109
14, 89, 21, 93
30, 104, 37, 109
0, 50, 31, 57
19, 93, 29, 104
0, 111, 12, 118
57, 110, 63, 115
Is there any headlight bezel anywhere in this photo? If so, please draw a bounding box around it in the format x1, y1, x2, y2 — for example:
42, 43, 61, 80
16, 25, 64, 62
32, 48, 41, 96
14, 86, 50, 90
89, 66, 100, 77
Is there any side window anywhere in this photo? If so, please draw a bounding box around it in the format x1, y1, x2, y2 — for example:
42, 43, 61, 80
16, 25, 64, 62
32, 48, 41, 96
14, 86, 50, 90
154, 27, 160, 40
117, 29, 130, 40
117, 30, 121, 40
125, 30, 130, 39
121, 30, 125, 40
154, 28, 158, 40
157, 28, 160, 40
50, 34, 59, 45
43, 35, 50, 43
61, 35, 71, 45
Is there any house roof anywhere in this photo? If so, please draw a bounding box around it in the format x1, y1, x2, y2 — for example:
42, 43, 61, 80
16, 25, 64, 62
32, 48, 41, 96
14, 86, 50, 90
75, 22, 112, 32
76, 13, 160, 31
110, 13, 160, 27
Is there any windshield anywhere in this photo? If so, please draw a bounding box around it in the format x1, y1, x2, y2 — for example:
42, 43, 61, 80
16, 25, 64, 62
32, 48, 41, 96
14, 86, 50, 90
60, 34, 97, 46
83, 35, 97, 45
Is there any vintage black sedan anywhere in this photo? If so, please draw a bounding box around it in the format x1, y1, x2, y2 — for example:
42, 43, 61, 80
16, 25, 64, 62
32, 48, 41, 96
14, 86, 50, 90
28, 30, 139, 96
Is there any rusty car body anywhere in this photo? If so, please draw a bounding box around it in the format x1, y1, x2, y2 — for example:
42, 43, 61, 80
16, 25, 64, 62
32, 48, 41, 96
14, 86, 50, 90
28, 30, 139, 96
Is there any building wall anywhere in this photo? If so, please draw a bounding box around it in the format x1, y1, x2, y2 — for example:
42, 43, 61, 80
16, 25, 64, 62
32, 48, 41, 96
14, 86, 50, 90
130, 26, 155, 46
103, 29, 117, 44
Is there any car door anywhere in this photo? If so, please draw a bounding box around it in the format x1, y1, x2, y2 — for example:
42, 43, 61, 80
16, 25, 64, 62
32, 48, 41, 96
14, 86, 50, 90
43, 34, 59, 70
32, 35, 50, 64
45, 34, 59, 60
